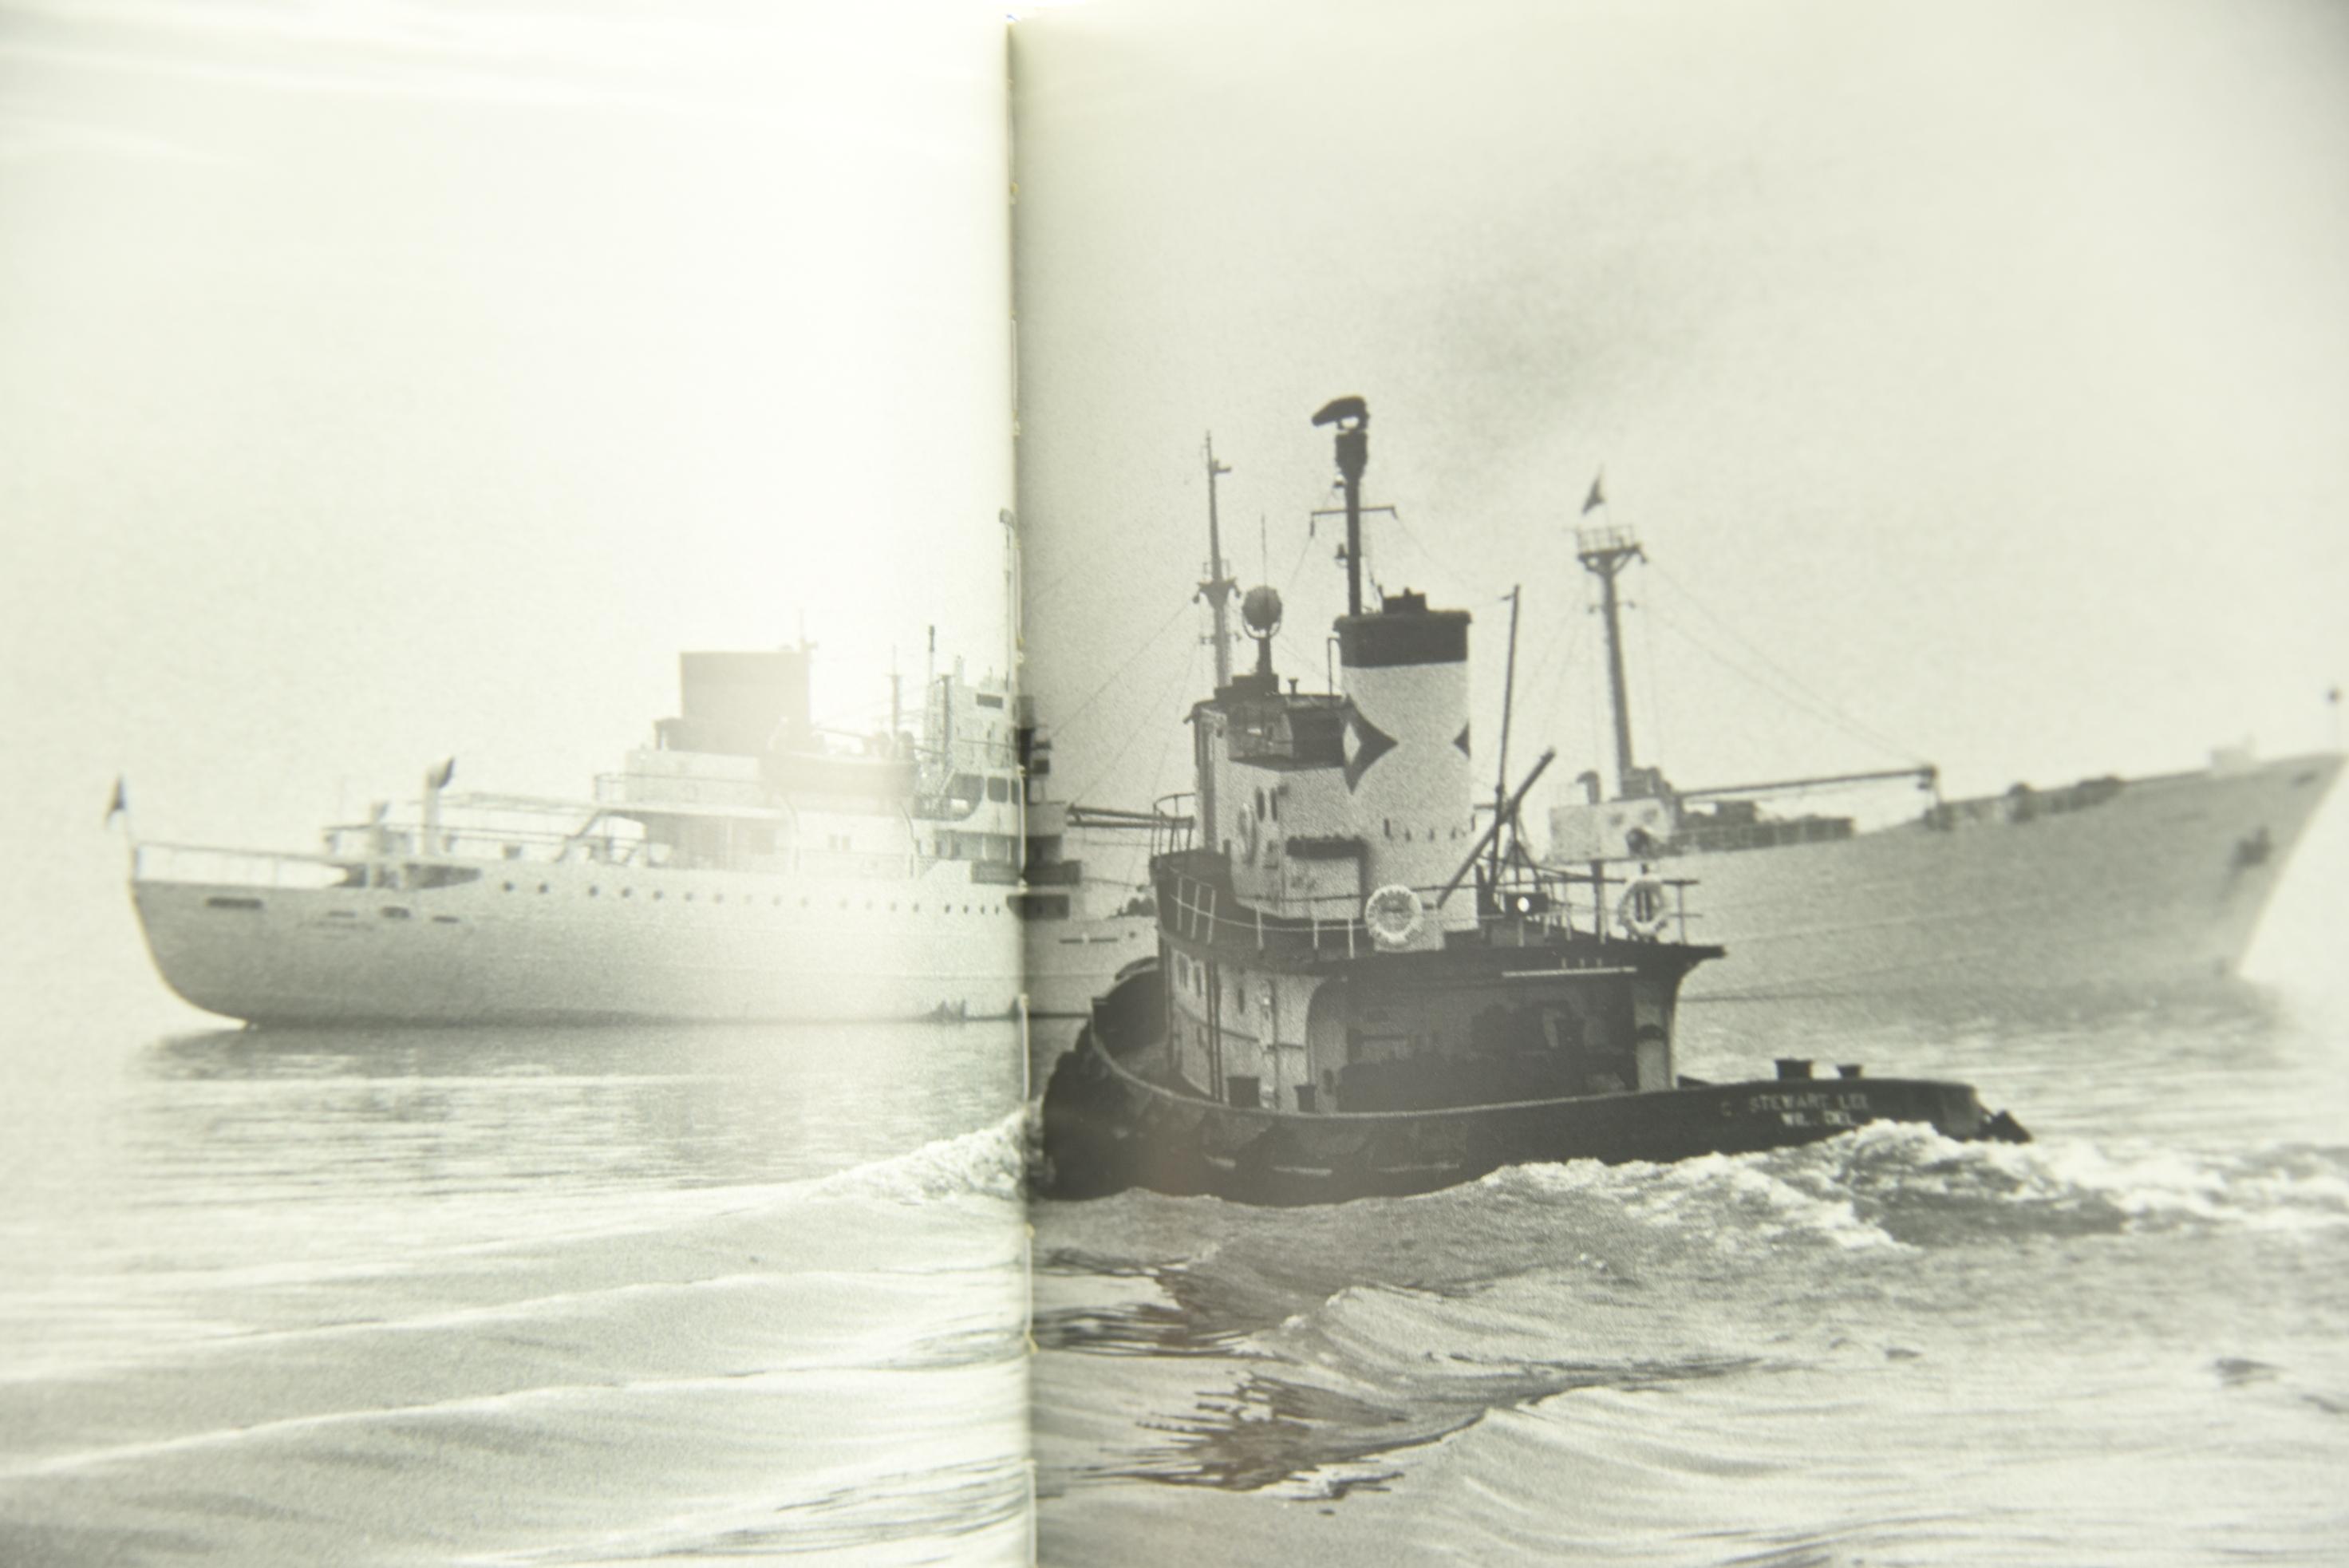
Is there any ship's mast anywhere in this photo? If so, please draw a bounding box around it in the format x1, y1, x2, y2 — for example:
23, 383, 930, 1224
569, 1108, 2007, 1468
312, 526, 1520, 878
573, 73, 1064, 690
1313, 398, 1372, 615
1197, 434, 1237, 688
1488, 584, 1521, 887
1576, 523, 1644, 796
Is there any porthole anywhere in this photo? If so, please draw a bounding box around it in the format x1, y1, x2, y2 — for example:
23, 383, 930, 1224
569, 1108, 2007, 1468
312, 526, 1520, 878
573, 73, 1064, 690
538, 883, 551, 894
502, 881, 515, 893
653, 890, 663, 900
589, 886, 600, 897
621, 887, 633, 899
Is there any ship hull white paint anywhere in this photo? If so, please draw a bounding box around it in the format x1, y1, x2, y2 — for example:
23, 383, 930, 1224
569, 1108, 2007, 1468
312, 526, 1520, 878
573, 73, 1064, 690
1673, 752, 2339, 1003
1024, 915, 1156, 1018
133, 857, 1041, 1026
133, 855, 1158, 1027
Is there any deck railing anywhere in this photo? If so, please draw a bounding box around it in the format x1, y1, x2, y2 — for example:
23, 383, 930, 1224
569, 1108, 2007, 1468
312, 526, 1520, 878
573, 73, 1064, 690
132, 843, 351, 890
1154, 852, 1698, 958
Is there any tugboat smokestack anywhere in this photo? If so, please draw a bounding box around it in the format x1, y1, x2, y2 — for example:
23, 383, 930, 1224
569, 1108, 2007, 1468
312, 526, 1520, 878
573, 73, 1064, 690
1313, 396, 1370, 616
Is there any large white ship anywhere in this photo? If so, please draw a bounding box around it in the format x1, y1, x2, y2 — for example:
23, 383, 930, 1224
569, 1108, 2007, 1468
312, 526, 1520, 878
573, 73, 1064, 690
129, 647, 1152, 1026
1546, 523, 2340, 1003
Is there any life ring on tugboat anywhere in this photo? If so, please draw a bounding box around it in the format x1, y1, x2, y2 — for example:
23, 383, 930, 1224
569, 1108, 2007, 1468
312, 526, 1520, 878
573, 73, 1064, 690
1363, 883, 1424, 948
1616, 874, 1671, 940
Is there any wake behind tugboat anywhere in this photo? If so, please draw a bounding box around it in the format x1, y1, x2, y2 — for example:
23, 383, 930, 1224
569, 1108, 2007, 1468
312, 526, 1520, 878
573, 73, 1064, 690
1037, 399, 2026, 1205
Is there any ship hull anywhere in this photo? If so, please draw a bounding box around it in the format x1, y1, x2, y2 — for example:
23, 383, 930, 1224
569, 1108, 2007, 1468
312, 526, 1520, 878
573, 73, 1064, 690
1023, 915, 1157, 1019
134, 853, 1154, 1027
130, 853, 1119, 1027
1672, 752, 2339, 1003
1039, 973, 2021, 1207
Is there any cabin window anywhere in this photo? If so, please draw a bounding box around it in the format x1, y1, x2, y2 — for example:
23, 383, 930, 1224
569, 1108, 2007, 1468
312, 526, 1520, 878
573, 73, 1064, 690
987, 777, 1010, 802
1269, 792, 1280, 822
1294, 1085, 1317, 1112
1254, 788, 1265, 819
1225, 1076, 1261, 1109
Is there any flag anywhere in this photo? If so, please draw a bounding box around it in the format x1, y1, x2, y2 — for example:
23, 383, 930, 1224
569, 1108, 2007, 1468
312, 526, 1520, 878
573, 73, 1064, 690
426, 756, 456, 789
104, 775, 128, 827
1581, 470, 1605, 515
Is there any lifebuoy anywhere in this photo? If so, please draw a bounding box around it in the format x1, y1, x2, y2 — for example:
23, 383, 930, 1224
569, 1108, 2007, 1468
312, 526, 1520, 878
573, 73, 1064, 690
1364, 883, 1423, 948
1617, 874, 1670, 939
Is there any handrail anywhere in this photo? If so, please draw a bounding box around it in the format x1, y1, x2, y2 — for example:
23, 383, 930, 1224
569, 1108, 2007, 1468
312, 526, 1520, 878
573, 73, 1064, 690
1153, 855, 1701, 952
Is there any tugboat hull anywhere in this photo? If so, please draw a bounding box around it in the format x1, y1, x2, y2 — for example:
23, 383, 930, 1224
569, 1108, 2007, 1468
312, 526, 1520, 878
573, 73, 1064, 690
1040, 971, 2027, 1207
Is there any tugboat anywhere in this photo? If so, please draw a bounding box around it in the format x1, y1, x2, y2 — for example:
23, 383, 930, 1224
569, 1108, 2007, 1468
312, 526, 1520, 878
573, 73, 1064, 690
1037, 397, 2027, 1205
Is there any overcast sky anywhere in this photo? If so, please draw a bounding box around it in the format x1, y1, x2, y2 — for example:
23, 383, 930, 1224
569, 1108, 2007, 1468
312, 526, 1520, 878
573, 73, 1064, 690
4, 0, 2345, 1007
0, 0, 1010, 1009
1012, 0, 2349, 834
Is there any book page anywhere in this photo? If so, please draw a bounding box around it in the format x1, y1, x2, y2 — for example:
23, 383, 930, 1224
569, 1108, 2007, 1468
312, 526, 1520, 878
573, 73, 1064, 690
0, 2, 1036, 1562
1013, 1, 2349, 1562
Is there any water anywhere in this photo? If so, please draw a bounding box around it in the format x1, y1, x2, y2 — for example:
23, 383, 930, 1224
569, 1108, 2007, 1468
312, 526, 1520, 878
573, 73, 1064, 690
0, 1013, 1033, 1566
1023, 797, 2349, 1565
6, 816, 2346, 1563
1027, 983, 2349, 1566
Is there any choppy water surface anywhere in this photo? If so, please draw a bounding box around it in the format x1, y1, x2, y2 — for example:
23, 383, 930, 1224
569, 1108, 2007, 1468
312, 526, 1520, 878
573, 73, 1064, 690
6, 854, 2347, 1563
1030, 977, 2349, 1566
0, 1013, 1033, 1566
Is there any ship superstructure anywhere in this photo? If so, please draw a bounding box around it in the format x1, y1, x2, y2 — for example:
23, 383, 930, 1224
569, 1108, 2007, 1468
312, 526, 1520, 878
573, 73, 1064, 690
1040, 399, 2021, 1204
130, 646, 1151, 1025
1547, 519, 2340, 1001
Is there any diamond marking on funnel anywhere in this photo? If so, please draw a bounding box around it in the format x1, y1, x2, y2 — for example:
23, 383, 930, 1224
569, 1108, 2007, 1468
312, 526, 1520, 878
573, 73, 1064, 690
1344, 709, 1397, 792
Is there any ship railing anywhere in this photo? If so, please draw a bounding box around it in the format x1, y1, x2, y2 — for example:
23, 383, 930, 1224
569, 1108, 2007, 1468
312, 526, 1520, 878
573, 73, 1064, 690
319, 821, 647, 867
1151, 794, 1197, 858
133, 842, 353, 890
1157, 860, 1699, 957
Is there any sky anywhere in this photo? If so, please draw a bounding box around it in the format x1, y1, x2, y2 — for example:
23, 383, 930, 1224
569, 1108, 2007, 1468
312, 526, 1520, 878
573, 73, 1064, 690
3, 0, 2345, 1010
0, 0, 1013, 1010
1010, 0, 2349, 837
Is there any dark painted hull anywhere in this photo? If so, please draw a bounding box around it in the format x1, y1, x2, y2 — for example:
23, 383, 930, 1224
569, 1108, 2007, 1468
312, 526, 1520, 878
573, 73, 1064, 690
1039, 974, 2026, 1206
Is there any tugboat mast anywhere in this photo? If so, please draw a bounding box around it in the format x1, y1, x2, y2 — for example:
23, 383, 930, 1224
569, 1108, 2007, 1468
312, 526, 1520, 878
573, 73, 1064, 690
1197, 434, 1238, 689
1313, 397, 1372, 616
1577, 522, 1644, 796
